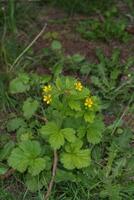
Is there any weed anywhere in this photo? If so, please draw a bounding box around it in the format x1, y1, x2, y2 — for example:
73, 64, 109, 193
77, 19, 129, 42
0, 188, 14, 200
88, 49, 134, 109
76, 8, 131, 42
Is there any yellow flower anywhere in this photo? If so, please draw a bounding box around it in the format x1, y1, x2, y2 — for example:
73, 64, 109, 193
75, 81, 83, 91
43, 84, 52, 93
84, 97, 93, 108
43, 94, 52, 104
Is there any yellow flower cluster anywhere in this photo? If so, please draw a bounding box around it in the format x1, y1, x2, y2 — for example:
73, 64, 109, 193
42, 84, 52, 104
84, 97, 93, 108
74, 81, 94, 108
43, 94, 52, 104
75, 81, 83, 91
43, 85, 52, 93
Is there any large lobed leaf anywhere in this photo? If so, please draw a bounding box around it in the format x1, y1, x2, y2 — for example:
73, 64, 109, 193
61, 149, 91, 170
8, 140, 46, 176
9, 73, 30, 94
7, 117, 26, 132
22, 98, 39, 119
87, 118, 104, 144
61, 141, 91, 169
40, 122, 76, 149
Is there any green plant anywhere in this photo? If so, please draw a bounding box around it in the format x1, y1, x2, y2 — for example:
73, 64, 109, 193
0, 72, 17, 112
81, 49, 134, 110
0, 188, 14, 200
0, 1, 134, 198
42, 42, 134, 112
1, 74, 104, 199
76, 8, 131, 42
8, 0, 17, 33
42, 40, 90, 76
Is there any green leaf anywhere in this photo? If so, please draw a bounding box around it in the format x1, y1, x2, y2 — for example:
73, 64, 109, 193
49, 131, 65, 149
77, 126, 86, 139
0, 134, 10, 146
80, 64, 91, 75
113, 158, 126, 177
20, 132, 33, 142
28, 158, 46, 176
40, 122, 59, 137
87, 129, 101, 144
41, 123, 77, 149
55, 77, 63, 89
72, 54, 85, 63
65, 77, 75, 88
7, 117, 26, 132
100, 183, 121, 200
41, 123, 76, 149
51, 40, 62, 50
116, 130, 132, 150
23, 98, 39, 119
8, 140, 45, 175
19, 140, 41, 158
65, 139, 83, 153
68, 100, 81, 111
40, 122, 64, 149
55, 169, 77, 183
8, 147, 29, 172
0, 141, 15, 161
25, 174, 43, 192
91, 76, 102, 87
51, 110, 63, 128
61, 128, 76, 143
87, 118, 104, 144
84, 112, 95, 123
0, 165, 8, 175
40, 75, 52, 84
71, 87, 90, 100
9, 73, 30, 94
61, 149, 91, 169
52, 65, 63, 78
63, 117, 82, 130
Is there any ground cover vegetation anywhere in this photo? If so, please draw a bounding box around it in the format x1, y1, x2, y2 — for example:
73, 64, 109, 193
0, 1, 134, 200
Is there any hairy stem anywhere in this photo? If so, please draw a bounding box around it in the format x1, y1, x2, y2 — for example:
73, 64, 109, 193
44, 150, 58, 200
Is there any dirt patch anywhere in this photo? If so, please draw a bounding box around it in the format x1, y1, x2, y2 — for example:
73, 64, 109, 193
29, 3, 134, 79
33, 7, 134, 64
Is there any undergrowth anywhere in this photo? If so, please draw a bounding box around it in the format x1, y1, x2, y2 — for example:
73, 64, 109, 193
0, 1, 134, 200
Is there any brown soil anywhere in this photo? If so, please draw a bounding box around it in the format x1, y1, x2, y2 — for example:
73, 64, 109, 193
31, 4, 134, 64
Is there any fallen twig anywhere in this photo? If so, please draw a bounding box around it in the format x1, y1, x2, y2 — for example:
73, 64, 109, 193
9, 23, 47, 71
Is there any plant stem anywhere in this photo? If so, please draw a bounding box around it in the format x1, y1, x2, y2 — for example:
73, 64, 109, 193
8, 0, 16, 33
35, 114, 48, 123
44, 150, 58, 200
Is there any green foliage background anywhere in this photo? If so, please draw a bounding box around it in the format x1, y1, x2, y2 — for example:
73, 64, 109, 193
0, 0, 134, 199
